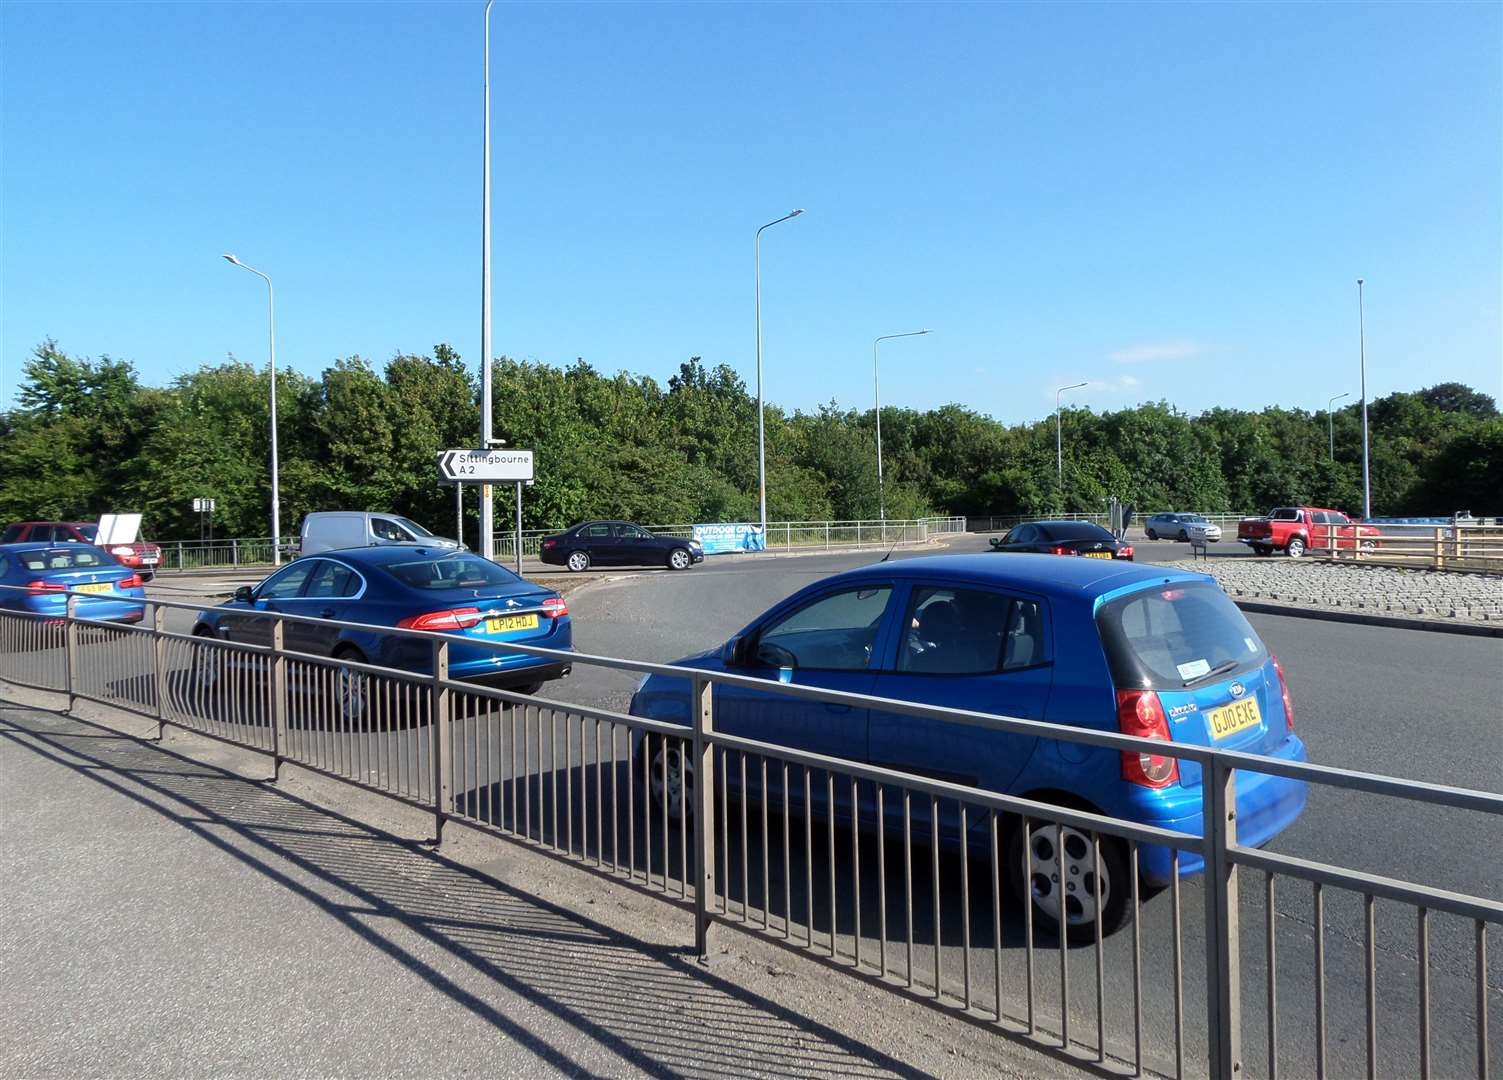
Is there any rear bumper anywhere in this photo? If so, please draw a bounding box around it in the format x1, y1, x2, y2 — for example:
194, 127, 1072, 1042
458, 660, 572, 689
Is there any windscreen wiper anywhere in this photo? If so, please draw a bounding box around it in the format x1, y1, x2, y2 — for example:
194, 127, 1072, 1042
1182, 659, 1240, 688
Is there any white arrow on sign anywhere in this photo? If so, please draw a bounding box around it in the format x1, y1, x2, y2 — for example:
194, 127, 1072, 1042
437, 448, 535, 483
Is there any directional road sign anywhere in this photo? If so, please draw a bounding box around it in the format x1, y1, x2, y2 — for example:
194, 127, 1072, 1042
438, 448, 535, 483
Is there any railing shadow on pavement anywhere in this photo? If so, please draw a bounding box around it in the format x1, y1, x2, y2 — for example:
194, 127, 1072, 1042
1, 702, 1091, 1080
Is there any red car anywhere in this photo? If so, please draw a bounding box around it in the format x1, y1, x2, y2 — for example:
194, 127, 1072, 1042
1236, 507, 1380, 558
0, 521, 163, 580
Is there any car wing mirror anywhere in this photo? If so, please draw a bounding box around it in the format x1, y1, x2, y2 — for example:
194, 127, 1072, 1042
233, 585, 254, 603
722, 635, 755, 667
989, 537, 1003, 550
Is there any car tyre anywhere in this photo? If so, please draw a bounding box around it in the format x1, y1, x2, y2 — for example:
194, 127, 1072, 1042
1008, 815, 1131, 942
643, 733, 693, 822
667, 548, 692, 571
1146, 529, 1158, 541
1177, 529, 1189, 542
566, 550, 591, 573
191, 627, 222, 691
332, 646, 371, 726
1286, 536, 1306, 558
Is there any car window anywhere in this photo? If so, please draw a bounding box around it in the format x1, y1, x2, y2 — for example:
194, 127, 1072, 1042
899, 586, 1017, 675
1272, 508, 1301, 522
1043, 522, 1115, 541
616, 525, 649, 539
76, 525, 99, 540
304, 559, 361, 599
393, 516, 435, 538
758, 586, 893, 671
0, 525, 23, 543
23, 546, 109, 571
384, 553, 521, 590
1003, 599, 1048, 670
259, 562, 315, 599
581, 524, 612, 539
1008, 525, 1035, 544
1096, 581, 1267, 691
371, 517, 412, 542
1327, 512, 1349, 524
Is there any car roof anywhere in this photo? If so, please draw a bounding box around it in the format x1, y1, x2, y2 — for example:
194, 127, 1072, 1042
0, 541, 103, 552
304, 545, 461, 565
833, 552, 1208, 597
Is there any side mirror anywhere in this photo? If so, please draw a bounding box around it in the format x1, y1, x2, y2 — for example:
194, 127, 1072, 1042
233, 585, 254, 603
989, 537, 1003, 550
721, 635, 748, 667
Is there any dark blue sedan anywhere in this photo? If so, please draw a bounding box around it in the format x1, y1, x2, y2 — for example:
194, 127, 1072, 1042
0, 542, 147, 622
629, 553, 1307, 936
193, 547, 573, 694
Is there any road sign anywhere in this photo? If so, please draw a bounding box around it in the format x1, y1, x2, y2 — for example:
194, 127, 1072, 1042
437, 449, 534, 483
192, 498, 216, 512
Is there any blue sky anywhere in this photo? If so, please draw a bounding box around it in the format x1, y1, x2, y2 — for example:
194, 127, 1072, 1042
2, 1, 1499, 425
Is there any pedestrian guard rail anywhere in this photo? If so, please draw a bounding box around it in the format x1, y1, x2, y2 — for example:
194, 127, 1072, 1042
971, 514, 1252, 536
0, 583, 1496, 1079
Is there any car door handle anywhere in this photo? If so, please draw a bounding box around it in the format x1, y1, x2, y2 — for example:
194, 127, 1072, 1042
825, 703, 852, 714
319, 609, 335, 619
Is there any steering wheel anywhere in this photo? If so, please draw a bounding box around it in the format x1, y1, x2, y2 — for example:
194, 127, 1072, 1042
756, 641, 798, 669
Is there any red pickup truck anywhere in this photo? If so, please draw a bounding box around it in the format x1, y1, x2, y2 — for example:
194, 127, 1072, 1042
1237, 507, 1381, 558
0, 521, 163, 579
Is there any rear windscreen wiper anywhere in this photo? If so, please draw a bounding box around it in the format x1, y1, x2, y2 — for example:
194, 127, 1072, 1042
1183, 659, 1240, 688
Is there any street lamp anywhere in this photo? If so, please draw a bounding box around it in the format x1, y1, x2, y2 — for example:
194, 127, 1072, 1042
1326, 391, 1350, 460
754, 208, 804, 541
1357, 278, 1371, 519
478, 0, 496, 559
1055, 381, 1088, 501
873, 330, 932, 521
222, 254, 282, 566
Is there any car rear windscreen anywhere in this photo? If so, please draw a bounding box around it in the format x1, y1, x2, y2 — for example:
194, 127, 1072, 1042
1096, 581, 1267, 690
383, 553, 520, 590
1042, 522, 1114, 541
21, 547, 111, 572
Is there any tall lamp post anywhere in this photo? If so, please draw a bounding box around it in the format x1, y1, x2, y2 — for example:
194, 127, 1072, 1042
222, 254, 282, 566
754, 209, 804, 542
1357, 278, 1371, 519
1326, 391, 1349, 460
478, 0, 496, 559
873, 330, 931, 521
1055, 381, 1088, 505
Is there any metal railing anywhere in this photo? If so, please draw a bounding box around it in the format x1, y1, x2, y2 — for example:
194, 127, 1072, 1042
1, 586, 1497, 1078
971, 514, 1252, 536
1313, 523, 1503, 573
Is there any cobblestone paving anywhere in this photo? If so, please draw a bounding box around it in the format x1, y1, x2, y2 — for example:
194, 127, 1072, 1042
1175, 557, 1503, 622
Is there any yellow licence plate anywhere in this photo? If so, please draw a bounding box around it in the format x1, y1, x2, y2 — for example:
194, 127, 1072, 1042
1207, 697, 1262, 740
76, 582, 113, 595
1084, 551, 1114, 560
485, 613, 539, 633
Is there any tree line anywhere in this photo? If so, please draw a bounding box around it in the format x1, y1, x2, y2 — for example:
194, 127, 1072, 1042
1, 339, 1497, 541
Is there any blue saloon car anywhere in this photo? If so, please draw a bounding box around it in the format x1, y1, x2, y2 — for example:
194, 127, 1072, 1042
192, 548, 573, 693
629, 553, 1307, 936
0, 542, 147, 622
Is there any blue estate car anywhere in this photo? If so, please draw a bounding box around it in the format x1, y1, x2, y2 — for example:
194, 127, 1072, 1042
193, 548, 573, 696
0, 542, 147, 622
629, 553, 1307, 936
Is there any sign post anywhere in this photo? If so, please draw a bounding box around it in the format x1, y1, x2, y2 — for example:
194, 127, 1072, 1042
514, 481, 523, 574
191, 499, 216, 542
438, 451, 534, 564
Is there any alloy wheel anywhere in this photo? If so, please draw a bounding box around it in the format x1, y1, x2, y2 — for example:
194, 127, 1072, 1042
1028, 824, 1110, 927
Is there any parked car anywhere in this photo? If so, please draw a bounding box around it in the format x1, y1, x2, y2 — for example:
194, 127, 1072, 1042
0, 521, 162, 580
1236, 507, 1380, 558
987, 521, 1134, 560
0, 543, 147, 623
192, 548, 571, 717
629, 553, 1306, 937
299, 511, 464, 557
539, 520, 704, 572
1144, 512, 1222, 543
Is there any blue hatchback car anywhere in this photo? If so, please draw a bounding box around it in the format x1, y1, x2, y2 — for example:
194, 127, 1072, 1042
0, 542, 147, 622
193, 547, 573, 693
629, 553, 1307, 935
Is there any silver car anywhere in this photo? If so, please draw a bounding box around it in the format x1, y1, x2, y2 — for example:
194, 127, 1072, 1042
1144, 512, 1222, 542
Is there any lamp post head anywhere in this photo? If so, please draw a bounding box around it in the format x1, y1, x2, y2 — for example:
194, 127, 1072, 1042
222, 254, 241, 266
1357, 278, 1364, 286
788, 209, 805, 218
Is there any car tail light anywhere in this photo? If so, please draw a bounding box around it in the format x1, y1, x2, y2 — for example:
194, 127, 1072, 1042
118, 574, 144, 589
541, 596, 568, 619
1050, 546, 1073, 556
541, 539, 557, 549
26, 580, 66, 594
111, 546, 134, 557
1116, 688, 1179, 788
397, 607, 482, 631
1272, 654, 1294, 733
1118, 545, 1135, 558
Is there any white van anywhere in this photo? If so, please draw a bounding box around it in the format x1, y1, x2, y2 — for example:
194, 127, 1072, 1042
299, 512, 465, 557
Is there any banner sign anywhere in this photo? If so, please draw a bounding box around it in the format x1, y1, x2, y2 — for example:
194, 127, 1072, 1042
692, 523, 765, 554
